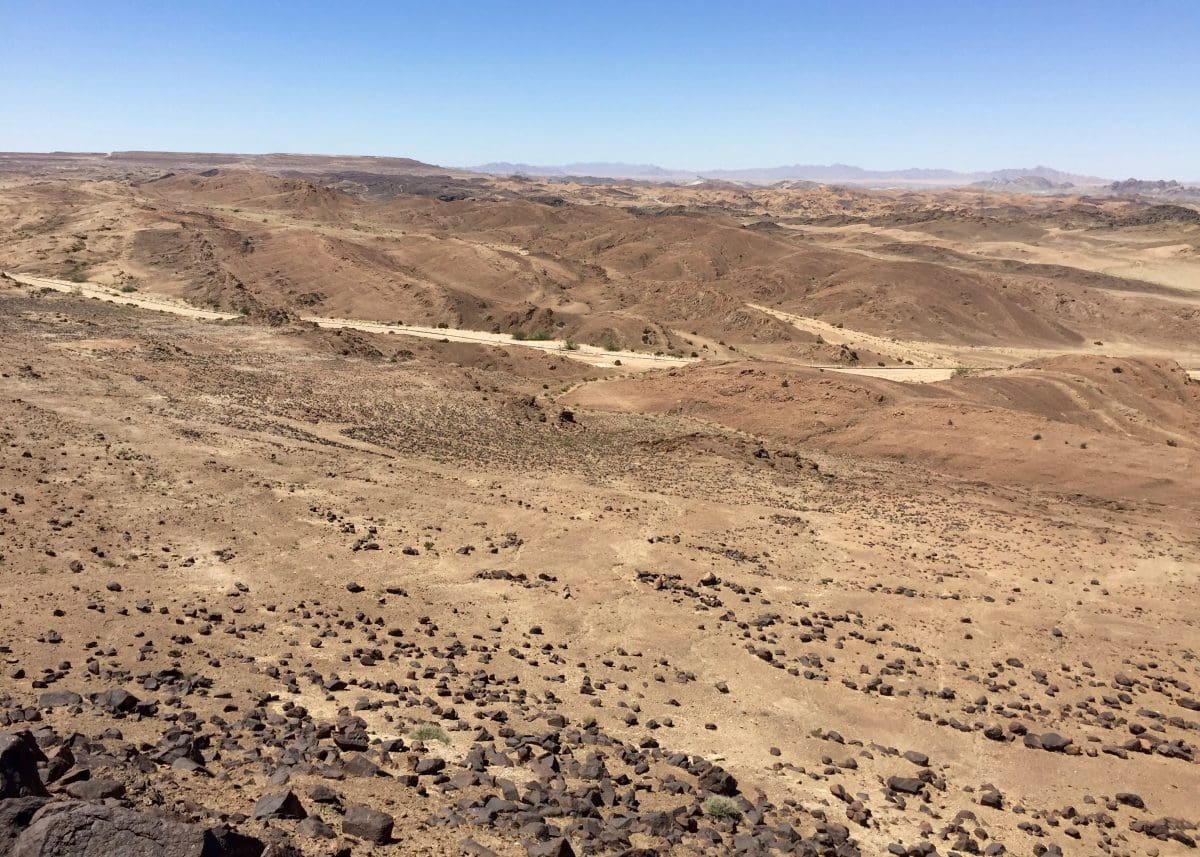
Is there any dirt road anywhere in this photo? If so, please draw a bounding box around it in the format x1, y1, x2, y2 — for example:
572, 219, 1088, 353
751, 302, 1200, 373
4, 272, 694, 370
11, 273, 1192, 382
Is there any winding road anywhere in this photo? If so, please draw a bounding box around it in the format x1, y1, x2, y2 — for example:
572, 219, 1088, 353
4, 272, 694, 371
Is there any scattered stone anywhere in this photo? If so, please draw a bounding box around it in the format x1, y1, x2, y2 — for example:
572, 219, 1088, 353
342, 804, 393, 844
254, 790, 307, 820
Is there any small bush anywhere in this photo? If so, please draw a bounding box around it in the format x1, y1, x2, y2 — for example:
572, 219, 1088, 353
119, 284, 138, 293
703, 796, 741, 820
564, 339, 579, 351
408, 723, 450, 744
512, 329, 551, 341
952, 367, 972, 378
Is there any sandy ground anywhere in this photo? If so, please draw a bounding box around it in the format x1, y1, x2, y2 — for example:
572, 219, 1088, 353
791, 221, 1200, 294
750, 303, 1200, 372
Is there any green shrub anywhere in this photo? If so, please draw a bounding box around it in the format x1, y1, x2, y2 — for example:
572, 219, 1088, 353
408, 723, 450, 744
513, 329, 552, 341
702, 796, 741, 820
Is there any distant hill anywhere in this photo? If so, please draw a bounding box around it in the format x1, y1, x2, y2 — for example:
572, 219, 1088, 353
473, 161, 681, 180
106, 151, 462, 176
1105, 178, 1200, 203
0, 151, 467, 178
969, 175, 1074, 192
470, 160, 1108, 187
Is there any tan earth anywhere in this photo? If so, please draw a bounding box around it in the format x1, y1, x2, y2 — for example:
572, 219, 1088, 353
0, 151, 1198, 857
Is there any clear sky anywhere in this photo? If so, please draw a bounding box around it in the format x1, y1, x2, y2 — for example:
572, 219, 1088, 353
2, 0, 1197, 178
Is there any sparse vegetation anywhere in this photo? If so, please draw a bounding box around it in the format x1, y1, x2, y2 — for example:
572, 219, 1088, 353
512, 329, 552, 341
703, 796, 741, 820
409, 723, 450, 744
62, 263, 88, 283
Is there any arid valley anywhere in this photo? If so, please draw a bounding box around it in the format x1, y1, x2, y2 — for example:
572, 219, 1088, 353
1, 150, 1198, 856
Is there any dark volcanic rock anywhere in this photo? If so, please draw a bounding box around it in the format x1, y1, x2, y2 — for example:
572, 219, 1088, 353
253, 790, 307, 820
307, 784, 341, 805
414, 756, 446, 776
342, 803, 393, 843
296, 817, 335, 840
696, 762, 738, 796
199, 826, 270, 857
526, 837, 576, 857
1037, 732, 1072, 752
0, 732, 49, 798
65, 779, 126, 800
11, 801, 268, 856
36, 691, 81, 709
887, 776, 926, 795
0, 797, 48, 853
92, 689, 140, 713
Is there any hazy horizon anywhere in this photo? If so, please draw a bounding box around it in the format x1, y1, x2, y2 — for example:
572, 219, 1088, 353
1, 150, 1148, 181
2, 1, 1197, 180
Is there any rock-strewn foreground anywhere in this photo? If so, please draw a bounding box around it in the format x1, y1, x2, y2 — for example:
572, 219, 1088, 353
0, 157, 1199, 856
0, 282, 1197, 857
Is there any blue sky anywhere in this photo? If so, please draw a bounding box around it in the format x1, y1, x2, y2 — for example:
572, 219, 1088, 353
2, 0, 1197, 178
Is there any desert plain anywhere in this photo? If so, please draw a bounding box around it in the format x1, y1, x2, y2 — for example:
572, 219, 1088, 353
0, 151, 1197, 856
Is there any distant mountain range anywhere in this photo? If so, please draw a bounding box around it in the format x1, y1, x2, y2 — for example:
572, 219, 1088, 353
470, 161, 1108, 187
12, 151, 1194, 195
